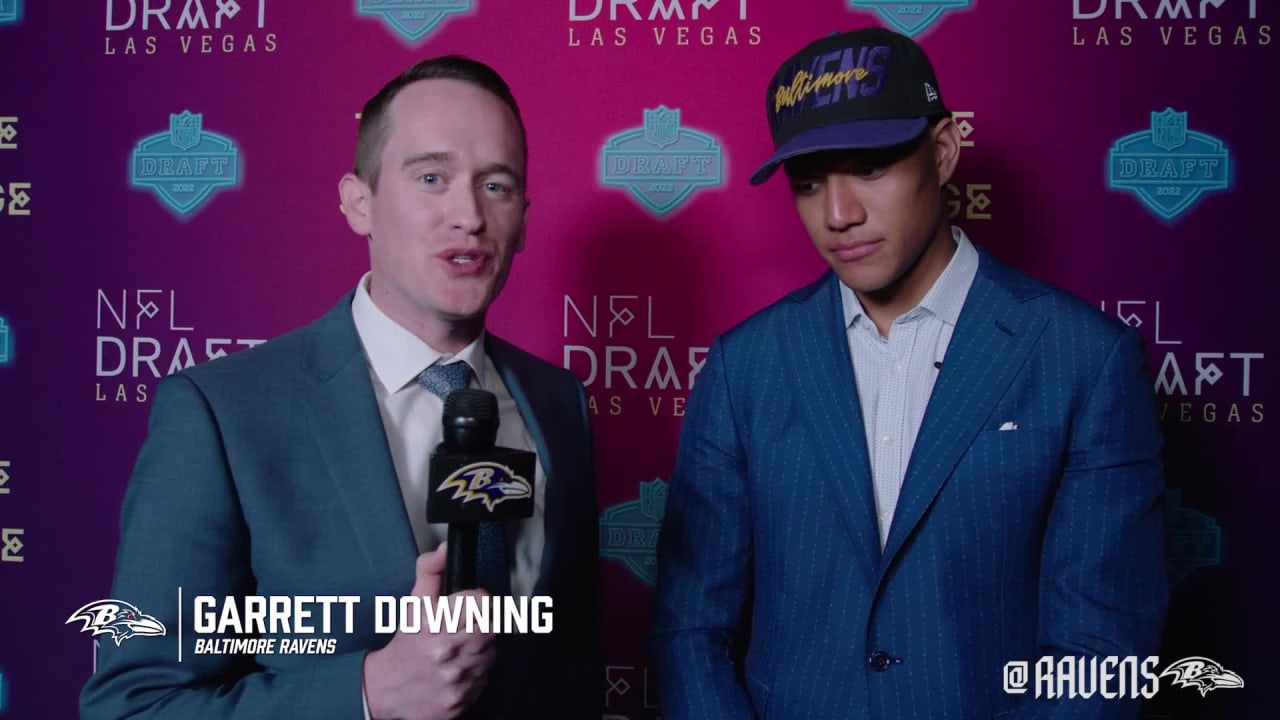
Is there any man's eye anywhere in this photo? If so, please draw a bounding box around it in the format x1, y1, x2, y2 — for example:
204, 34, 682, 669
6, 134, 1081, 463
484, 181, 520, 199
420, 173, 441, 185
789, 180, 819, 194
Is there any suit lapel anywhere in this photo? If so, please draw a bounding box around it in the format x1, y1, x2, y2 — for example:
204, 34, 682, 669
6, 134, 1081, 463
486, 335, 564, 595
878, 251, 1049, 567
304, 294, 418, 580
791, 274, 881, 586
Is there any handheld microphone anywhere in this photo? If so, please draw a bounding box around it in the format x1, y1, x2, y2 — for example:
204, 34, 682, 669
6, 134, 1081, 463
427, 389, 537, 596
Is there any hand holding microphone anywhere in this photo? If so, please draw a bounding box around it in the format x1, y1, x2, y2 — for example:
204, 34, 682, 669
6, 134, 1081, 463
427, 389, 537, 596
364, 388, 535, 720
362, 544, 496, 720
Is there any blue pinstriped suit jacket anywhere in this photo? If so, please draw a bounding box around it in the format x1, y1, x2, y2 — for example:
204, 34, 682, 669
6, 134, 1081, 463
650, 246, 1168, 719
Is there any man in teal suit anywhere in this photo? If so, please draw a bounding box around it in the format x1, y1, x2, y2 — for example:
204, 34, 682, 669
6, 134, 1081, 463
651, 28, 1168, 719
82, 56, 601, 720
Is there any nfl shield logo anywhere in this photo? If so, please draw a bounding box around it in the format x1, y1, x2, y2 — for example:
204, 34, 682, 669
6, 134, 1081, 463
1150, 109, 1188, 152
643, 107, 681, 149
639, 478, 668, 520
169, 111, 203, 151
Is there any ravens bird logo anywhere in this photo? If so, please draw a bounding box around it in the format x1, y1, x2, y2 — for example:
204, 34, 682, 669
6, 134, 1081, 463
1159, 656, 1244, 697
439, 462, 531, 512
66, 600, 167, 646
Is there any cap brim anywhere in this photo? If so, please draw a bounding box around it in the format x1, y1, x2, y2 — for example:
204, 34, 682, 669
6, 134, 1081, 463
748, 117, 930, 185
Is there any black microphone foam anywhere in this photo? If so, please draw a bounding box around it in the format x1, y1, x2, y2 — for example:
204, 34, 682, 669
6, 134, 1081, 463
442, 388, 499, 452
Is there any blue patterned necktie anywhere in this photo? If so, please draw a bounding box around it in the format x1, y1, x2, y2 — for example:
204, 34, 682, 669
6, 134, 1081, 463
415, 360, 474, 401
415, 361, 511, 597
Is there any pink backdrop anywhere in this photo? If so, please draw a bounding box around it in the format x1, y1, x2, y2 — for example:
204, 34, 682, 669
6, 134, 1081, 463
0, 1, 1273, 717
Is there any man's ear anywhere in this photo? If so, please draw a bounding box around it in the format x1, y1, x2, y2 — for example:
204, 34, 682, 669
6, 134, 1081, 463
338, 172, 373, 238
930, 117, 962, 187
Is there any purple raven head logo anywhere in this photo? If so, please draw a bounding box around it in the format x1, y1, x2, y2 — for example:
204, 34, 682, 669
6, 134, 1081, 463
1159, 656, 1244, 697
66, 599, 167, 646
438, 462, 531, 512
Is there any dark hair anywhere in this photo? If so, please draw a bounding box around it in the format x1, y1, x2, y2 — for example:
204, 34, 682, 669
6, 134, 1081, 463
353, 55, 527, 191
927, 112, 952, 129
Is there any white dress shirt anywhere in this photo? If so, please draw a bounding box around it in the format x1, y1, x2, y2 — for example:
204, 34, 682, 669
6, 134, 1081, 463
350, 273, 547, 597
840, 226, 979, 549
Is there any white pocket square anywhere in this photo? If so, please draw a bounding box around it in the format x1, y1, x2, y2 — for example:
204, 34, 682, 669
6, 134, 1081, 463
998, 421, 1018, 431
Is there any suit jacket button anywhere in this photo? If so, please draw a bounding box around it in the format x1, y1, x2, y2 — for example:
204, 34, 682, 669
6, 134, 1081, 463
868, 651, 893, 671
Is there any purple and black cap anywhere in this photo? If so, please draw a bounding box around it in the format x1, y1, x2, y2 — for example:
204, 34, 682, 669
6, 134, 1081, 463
749, 27, 950, 185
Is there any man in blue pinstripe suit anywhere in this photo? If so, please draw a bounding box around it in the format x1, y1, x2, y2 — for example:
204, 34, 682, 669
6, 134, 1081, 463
650, 27, 1168, 719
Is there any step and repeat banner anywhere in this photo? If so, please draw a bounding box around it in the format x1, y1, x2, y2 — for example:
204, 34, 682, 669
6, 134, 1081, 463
0, 1, 1273, 718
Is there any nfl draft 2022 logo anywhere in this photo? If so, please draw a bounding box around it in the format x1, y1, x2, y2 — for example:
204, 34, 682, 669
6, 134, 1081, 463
0, 0, 20, 25
847, 1, 973, 37
130, 112, 241, 218
0, 315, 12, 366
1107, 109, 1231, 222
599, 478, 668, 585
1164, 489, 1222, 588
600, 107, 723, 217
356, 0, 472, 44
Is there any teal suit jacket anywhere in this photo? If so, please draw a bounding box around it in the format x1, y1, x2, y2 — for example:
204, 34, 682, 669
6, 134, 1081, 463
651, 247, 1168, 719
82, 292, 602, 719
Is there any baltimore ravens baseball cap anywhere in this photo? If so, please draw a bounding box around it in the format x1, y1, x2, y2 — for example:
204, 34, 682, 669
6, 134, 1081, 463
749, 27, 950, 185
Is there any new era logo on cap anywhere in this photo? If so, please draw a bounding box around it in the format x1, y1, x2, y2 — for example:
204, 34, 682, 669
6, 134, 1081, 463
750, 27, 949, 185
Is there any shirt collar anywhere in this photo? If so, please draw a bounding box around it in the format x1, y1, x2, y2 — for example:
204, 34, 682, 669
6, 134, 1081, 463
350, 272, 488, 393
840, 225, 979, 330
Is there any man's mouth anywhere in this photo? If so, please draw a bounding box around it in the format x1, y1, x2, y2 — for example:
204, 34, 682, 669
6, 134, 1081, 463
832, 240, 882, 262
439, 250, 492, 274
